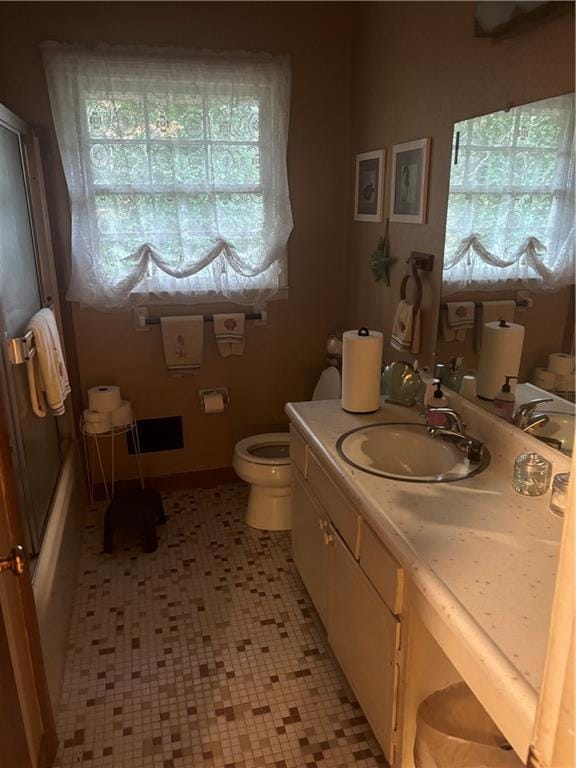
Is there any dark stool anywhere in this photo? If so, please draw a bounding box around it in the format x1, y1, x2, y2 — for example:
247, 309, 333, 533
103, 488, 166, 554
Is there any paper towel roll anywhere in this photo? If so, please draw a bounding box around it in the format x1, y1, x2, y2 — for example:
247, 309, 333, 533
83, 409, 112, 434
476, 321, 525, 400
202, 391, 225, 414
110, 400, 133, 428
88, 385, 122, 412
341, 328, 383, 413
548, 352, 575, 376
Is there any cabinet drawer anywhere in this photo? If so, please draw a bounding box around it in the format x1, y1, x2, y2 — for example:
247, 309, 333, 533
307, 450, 359, 556
359, 523, 404, 615
289, 426, 308, 478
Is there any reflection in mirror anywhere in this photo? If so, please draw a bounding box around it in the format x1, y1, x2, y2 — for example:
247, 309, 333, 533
436, 93, 575, 454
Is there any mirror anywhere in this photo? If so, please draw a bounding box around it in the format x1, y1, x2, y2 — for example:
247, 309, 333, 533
436, 93, 575, 454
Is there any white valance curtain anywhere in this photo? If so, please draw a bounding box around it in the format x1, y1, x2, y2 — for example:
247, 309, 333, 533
443, 94, 575, 295
42, 43, 293, 310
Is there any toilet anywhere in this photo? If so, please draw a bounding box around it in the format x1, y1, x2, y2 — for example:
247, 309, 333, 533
233, 366, 341, 530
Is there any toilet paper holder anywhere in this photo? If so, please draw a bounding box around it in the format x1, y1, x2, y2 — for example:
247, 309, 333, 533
199, 387, 230, 411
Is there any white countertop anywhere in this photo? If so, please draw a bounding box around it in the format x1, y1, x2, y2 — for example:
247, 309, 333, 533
286, 393, 569, 756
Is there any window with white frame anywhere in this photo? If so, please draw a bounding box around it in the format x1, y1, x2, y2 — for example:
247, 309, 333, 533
443, 93, 574, 295
42, 44, 293, 310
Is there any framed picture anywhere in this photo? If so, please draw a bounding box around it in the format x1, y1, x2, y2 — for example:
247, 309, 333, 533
354, 150, 385, 222
389, 138, 431, 224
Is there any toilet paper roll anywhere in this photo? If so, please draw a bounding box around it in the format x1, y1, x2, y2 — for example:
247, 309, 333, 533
88, 385, 122, 412
548, 353, 575, 376
476, 321, 525, 400
533, 368, 556, 391
555, 373, 576, 392
341, 328, 383, 413
83, 409, 112, 434
110, 400, 133, 428
202, 391, 225, 414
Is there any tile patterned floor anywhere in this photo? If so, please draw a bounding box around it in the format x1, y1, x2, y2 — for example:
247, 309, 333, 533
54, 484, 386, 768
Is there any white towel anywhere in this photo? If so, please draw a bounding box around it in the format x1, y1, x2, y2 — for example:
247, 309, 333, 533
442, 301, 475, 342
160, 316, 204, 373
26, 307, 70, 418
213, 313, 245, 357
391, 300, 421, 355
476, 300, 516, 350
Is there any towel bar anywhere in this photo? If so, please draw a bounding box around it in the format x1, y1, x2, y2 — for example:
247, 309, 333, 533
134, 306, 267, 330
7, 330, 36, 364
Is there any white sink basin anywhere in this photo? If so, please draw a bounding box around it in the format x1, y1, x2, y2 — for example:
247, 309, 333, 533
534, 410, 574, 455
337, 422, 490, 483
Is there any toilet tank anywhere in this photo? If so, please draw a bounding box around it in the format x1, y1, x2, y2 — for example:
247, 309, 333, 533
312, 366, 342, 401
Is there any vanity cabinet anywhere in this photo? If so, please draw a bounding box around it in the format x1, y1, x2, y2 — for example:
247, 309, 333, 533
290, 428, 403, 765
292, 467, 328, 624
327, 523, 401, 764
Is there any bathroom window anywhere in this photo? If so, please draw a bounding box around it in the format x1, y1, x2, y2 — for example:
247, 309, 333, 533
43, 44, 293, 309
443, 93, 574, 294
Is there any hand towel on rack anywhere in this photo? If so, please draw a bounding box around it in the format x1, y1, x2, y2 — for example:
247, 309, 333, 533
442, 301, 475, 342
160, 316, 204, 373
213, 313, 245, 357
391, 300, 421, 355
26, 307, 70, 418
476, 300, 516, 350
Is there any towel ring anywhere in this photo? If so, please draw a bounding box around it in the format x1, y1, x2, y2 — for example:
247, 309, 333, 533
400, 261, 423, 314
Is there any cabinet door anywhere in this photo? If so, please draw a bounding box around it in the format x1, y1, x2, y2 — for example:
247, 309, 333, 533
292, 468, 328, 625
327, 524, 400, 764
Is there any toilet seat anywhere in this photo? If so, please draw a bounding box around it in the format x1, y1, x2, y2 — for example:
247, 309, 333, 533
235, 433, 290, 466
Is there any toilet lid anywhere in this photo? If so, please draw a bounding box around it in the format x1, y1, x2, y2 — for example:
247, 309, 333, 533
235, 433, 291, 465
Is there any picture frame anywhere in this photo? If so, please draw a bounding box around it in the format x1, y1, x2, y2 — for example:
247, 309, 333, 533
389, 138, 431, 224
354, 149, 385, 222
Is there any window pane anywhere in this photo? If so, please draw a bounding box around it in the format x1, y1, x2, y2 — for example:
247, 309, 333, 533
147, 95, 205, 140
215, 192, 264, 235
90, 142, 149, 185
86, 97, 146, 140
210, 145, 260, 186
207, 96, 260, 142
149, 144, 208, 185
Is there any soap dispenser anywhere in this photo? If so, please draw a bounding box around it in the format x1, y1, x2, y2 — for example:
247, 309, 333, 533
494, 376, 518, 422
426, 380, 449, 427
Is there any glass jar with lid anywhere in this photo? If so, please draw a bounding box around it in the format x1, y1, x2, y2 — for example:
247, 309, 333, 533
550, 472, 570, 517
513, 452, 552, 497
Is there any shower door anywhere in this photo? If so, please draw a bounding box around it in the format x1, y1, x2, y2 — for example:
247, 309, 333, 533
0, 103, 63, 556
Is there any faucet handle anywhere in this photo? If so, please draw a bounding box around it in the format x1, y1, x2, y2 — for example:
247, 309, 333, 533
514, 398, 553, 419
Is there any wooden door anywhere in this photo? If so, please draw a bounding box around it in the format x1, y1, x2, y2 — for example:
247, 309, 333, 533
0, 390, 58, 767
291, 468, 329, 625
327, 523, 401, 764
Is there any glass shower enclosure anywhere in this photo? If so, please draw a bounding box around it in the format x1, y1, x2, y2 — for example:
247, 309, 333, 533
0, 103, 64, 558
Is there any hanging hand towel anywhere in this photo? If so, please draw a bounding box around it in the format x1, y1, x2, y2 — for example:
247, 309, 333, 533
442, 301, 475, 342
26, 307, 71, 417
391, 300, 421, 355
476, 300, 516, 350
160, 315, 204, 373
213, 313, 245, 357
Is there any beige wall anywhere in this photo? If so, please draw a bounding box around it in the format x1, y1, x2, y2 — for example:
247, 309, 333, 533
346, 2, 575, 371
0, 2, 353, 479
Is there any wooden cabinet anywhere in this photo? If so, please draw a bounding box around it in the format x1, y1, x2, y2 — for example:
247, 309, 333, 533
290, 428, 404, 764
292, 467, 328, 624
327, 524, 401, 764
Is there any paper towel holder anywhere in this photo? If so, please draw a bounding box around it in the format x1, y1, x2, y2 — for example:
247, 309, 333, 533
199, 387, 230, 412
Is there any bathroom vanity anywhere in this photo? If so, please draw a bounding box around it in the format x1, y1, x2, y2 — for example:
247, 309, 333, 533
286, 392, 569, 767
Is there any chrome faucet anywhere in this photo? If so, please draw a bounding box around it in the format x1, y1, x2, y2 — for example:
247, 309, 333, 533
513, 398, 553, 432
426, 407, 465, 434
426, 408, 485, 463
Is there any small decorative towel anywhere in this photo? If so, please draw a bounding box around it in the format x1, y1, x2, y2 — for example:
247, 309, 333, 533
442, 301, 475, 342
26, 307, 71, 418
476, 300, 516, 350
160, 315, 204, 373
391, 300, 421, 355
213, 313, 246, 357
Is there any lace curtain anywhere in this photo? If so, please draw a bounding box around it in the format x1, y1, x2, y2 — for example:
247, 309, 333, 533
443, 93, 575, 295
42, 43, 293, 310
